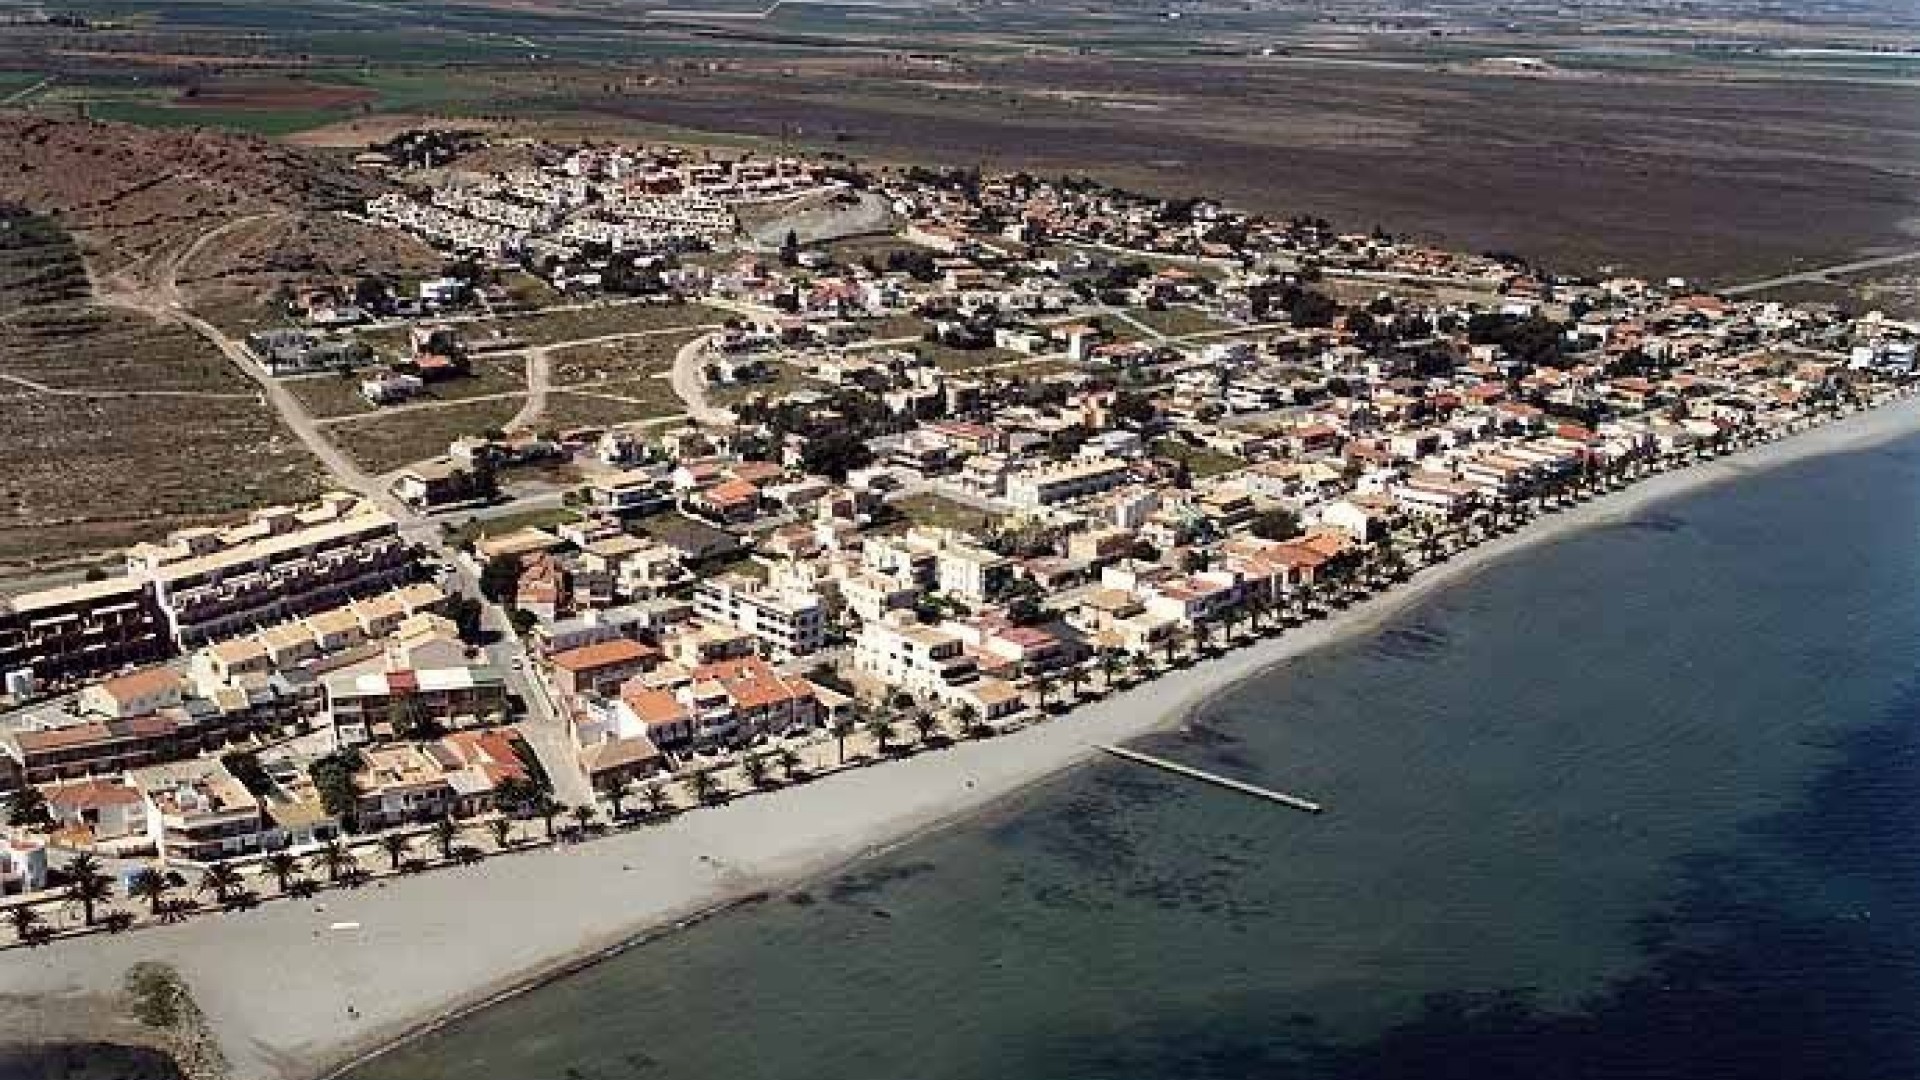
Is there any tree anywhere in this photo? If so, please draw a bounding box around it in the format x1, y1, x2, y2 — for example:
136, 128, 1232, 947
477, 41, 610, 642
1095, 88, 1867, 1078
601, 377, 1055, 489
63, 852, 113, 927
128, 867, 172, 915
534, 794, 564, 841
488, 816, 514, 849
642, 784, 673, 818
864, 715, 897, 755
308, 752, 362, 833
687, 769, 724, 805
570, 804, 597, 835
8, 785, 51, 828
1063, 664, 1089, 702
198, 863, 245, 905
479, 553, 524, 605
381, 832, 412, 871
1249, 508, 1302, 542
830, 715, 856, 764
102, 909, 136, 934
776, 746, 804, 780
310, 838, 357, 884
800, 431, 874, 482
742, 753, 771, 788
910, 709, 940, 745
8, 904, 49, 948
1031, 670, 1058, 712
954, 702, 984, 738
779, 229, 801, 267
597, 775, 632, 821
262, 852, 301, 894
1099, 648, 1125, 690
432, 818, 460, 861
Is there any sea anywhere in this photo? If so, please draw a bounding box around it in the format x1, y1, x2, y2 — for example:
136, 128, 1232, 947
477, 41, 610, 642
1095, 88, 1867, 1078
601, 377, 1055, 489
344, 431, 1920, 1080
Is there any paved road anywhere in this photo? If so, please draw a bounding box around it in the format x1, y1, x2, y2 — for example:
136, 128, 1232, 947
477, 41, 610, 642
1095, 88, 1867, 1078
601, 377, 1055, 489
1721, 249, 1920, 296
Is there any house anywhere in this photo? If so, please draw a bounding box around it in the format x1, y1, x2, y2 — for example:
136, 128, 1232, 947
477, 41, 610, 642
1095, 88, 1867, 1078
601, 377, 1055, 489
43, 777, 148, 847
0, 833, 49, 895
547, 638, 661, 699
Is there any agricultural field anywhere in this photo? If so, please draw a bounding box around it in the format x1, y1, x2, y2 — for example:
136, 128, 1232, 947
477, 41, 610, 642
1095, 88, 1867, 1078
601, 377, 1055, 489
1125, 305, 1238, 339
913, 342, 1022, 371
882, 492, 1007, 535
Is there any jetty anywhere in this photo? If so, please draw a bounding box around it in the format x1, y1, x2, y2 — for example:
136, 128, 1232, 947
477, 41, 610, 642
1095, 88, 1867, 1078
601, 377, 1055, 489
1097, 745, 1325, 814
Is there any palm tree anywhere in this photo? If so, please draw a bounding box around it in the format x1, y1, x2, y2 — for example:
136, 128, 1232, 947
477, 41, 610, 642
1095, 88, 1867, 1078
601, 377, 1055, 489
1063, 663, 1089, 702
102, 910, 135, 934
741, 753, 771, 788
1158, 629, 1181, 670
776, 746, 804, 780
128, 867, 172, 916
864, 715, 897, 755
954, 702, 983, 738
910, 709, 940, 746
63, 852, 113, 927
1030, 671, 1058, 712
642, 784, 672, 818
379, 833, 412, 871
488, 816, 514, 849
830, 714, 856, 764
687, 768, 723, 805
570, 804, 597, 835
262, 852, 301, 895
533, 794, 564, 841
597, 775, 632, 822
1098, 648, 1124, 690
432, 817, 459, 861
310, 838, 357, 884
198, 862, 244, 905
8, 904, 48, 947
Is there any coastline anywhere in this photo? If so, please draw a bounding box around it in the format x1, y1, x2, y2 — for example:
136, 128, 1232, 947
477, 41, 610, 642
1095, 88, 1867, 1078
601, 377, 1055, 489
7, 394, 1920, 1080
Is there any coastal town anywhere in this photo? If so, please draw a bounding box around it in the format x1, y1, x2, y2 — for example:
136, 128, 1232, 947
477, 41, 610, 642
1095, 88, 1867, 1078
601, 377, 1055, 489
2, 135, 1917, 952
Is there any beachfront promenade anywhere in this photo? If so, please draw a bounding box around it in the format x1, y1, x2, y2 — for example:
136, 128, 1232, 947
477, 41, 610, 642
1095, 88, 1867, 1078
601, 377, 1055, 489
5, 388, 1917, 1080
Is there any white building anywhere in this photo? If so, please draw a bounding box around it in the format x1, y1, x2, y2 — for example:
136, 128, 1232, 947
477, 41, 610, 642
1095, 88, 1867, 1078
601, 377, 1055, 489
1004, 458, 1133, 509
852, 613, 980, 705
692, 575, 826, 660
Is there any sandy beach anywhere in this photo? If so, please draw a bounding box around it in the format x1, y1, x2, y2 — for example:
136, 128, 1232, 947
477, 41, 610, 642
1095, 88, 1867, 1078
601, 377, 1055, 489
6, 393, 1919, 1080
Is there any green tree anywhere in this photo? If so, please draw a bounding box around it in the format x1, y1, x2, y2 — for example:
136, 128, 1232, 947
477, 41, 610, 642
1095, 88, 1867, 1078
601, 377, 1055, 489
128, 867, 172, 915
687, 769, 724, 805
432, 818, 459, 861
262, 852, 302, 894
488, 816, 514, 849
380, 832, 412, 871
597, 775, 632, 821
198, 863, 245, 905
63, 852, 113, 926
864, 715, 897, 755
8, 904, 49, 947
7, 786, 50, 828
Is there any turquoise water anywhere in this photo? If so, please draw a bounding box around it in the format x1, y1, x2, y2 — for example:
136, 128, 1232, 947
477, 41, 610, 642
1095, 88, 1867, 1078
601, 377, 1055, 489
347, 434, 1920, 1080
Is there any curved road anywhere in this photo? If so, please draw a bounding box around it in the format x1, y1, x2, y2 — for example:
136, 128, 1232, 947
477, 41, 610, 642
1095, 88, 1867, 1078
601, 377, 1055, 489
669, 330, 735, 424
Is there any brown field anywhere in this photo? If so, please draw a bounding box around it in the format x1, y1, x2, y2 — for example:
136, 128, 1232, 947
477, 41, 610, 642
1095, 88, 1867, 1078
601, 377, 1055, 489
174, 78, 378, 112
327, 398, 526, 473
579, 55, 1920, 283
548, 329, 707, 385
542, 388, 685, 430
0, 207, 321, 577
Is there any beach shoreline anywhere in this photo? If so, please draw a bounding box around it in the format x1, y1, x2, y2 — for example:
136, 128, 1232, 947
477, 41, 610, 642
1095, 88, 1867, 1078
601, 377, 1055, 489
7, 393, 1920, 1080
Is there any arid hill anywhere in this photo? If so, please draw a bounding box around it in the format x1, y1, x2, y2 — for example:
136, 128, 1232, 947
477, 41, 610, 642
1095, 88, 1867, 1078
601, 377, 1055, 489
0, 114, 396, 285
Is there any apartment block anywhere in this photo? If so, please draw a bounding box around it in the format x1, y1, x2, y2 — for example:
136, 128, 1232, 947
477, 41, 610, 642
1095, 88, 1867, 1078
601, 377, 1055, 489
692, 574, 826, 660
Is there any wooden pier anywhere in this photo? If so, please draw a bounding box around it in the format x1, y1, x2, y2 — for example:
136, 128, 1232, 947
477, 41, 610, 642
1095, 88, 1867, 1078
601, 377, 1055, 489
1097, 744, 1325, 814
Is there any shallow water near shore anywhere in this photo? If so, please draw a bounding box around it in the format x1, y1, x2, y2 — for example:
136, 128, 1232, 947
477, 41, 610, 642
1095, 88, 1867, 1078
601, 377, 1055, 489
344, 431, 1920, 1080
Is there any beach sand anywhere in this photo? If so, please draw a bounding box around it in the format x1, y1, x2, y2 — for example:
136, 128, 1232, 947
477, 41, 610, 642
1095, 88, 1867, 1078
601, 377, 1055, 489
6, 393, 1919, 1080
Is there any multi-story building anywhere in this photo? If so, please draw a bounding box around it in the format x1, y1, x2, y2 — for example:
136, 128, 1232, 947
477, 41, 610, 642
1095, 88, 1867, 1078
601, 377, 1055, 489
129, 758, 271, 864
1004, 458, 1133, 509
853, 612, 980, 705
5, 715, 190, 786
692, 574, 826, 660
0, 577, 169, 686
127, 494, 416, 647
